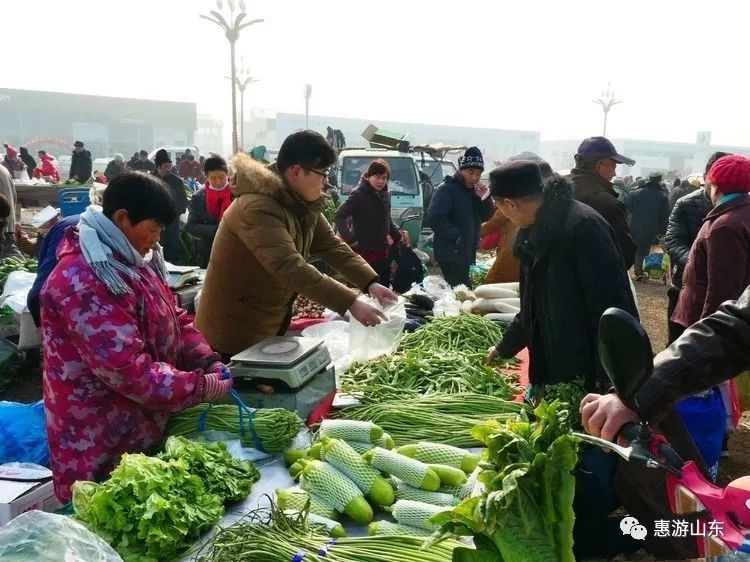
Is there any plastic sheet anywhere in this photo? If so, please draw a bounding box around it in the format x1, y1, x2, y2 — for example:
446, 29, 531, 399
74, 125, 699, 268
0, 511, 123, 561
0, 400, 49, 465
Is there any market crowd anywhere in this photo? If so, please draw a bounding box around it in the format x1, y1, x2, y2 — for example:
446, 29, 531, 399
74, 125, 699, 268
5, 127, 749, 560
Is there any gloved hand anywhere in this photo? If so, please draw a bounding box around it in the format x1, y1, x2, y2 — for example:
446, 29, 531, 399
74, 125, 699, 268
207, 362, 233, 380
203, 372, 233, 402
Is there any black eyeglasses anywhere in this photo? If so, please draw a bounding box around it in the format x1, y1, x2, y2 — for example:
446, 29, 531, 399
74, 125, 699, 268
304, 167, 330, 178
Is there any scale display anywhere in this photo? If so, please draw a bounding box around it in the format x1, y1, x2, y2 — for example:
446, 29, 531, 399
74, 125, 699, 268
230, 336, 331, 389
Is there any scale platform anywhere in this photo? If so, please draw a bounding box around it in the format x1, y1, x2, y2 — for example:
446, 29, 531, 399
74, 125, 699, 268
229, 336, 331, 390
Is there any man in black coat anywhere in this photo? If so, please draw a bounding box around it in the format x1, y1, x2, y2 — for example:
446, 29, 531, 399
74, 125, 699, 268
426, 146, 494, 287
568, 137, 637, 269
130, 150, 156, 173
626, 172, 669, 280
69, 140, 92, 183
152, 148, 188, 264
664, 152, 728, 344
486, 160, 638, 395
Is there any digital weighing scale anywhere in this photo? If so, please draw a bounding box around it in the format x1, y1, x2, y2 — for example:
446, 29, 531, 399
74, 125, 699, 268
226, 336, 335, 420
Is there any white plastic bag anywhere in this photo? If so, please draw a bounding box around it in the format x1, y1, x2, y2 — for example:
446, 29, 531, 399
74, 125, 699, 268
302, 321, 353, 374
0, 511, 123, 561
422, 275, 453, 301
433, 293, 461, 317
348, 297, 406, 361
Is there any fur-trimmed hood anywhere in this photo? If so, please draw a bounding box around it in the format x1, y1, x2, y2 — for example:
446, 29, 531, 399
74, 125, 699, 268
515, 174, 575, 257
231, 153, 325, 215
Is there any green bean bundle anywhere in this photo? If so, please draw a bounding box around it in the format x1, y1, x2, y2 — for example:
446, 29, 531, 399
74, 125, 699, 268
164, 403, 302, 453
339, 393, 526, 447
340, 350, 519, 404
398, 313, 512, 358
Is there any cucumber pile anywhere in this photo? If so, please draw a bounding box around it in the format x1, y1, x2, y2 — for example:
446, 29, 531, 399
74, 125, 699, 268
279, 420, 482, 538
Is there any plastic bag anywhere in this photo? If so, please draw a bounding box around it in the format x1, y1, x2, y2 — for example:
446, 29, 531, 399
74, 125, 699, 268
302, 321, 353, 374
0, 400, 49, 465
348, 297, 406, 361
433, 293, 461, 317
0, 511, 123, 561
422, 275, 453, 301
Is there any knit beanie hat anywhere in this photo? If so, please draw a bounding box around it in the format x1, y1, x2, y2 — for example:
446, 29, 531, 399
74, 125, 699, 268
458, 146, 484, 171
707, 155, 750, 194
489, 160, 544, 199
3, 144, 17, 159
154, 149, 172, 167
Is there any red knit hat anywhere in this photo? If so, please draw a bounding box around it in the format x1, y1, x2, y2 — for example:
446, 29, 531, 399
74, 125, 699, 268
708, 154, 750, 194
3, 145, 17, 159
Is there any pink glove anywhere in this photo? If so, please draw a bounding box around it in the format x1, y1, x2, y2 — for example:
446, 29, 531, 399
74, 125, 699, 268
203, 372, 233, 402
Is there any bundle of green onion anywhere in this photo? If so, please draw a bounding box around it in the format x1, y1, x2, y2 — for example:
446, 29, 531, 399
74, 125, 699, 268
195, 503, 462, 562
339, 393, 526, 447
164, 403, 302, 453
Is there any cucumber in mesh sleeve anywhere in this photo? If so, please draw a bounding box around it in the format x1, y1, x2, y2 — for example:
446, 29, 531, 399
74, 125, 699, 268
363, 447, 440, 491
389, 499, 450, 530
319, 419, 383, 443
300, 460, 373, 523
320, 437, 394, 506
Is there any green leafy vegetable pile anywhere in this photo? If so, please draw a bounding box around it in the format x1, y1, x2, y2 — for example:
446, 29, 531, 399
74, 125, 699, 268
543, 379, 587, 430
159, 436, 260, 502
341, 349, 519, 404
431, 401, 579, 562
72, 438, 260, 562
0, 257, 37, 291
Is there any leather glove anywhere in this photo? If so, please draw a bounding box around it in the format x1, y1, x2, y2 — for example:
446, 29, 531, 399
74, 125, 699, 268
203, 372, 233, 402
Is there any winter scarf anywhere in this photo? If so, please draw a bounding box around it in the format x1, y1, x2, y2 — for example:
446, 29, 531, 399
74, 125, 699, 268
204, 180, 232, 221
78, 205, 168, 295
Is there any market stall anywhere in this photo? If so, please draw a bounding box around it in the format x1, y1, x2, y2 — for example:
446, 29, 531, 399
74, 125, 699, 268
0, 277, 598, 562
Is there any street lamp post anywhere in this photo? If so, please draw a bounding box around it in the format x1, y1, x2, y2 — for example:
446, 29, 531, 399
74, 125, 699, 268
304, 84, 312, 129
235, 65, 259, 152
592, 83, 622, 137
200, 0, 263, 154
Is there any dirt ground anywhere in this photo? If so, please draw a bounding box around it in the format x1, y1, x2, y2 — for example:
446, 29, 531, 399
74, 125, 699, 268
632, 279, 750, 488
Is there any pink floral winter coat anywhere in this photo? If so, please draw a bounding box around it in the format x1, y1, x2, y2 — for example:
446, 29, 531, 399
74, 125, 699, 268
40, 228, 222, 502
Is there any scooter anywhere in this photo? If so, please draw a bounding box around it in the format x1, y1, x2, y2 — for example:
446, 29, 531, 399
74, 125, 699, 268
574, 308, 750, 558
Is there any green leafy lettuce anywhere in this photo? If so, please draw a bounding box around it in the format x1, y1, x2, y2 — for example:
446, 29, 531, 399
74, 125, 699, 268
73, 453, 224, 562
431, 400, 579, 562
159, 436, 260, 502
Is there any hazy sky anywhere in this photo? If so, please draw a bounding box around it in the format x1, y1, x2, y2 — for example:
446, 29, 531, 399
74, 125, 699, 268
8, 0, 750, 146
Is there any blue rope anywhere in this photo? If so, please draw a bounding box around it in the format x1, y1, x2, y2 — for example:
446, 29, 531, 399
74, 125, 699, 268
197, 402, 212, 432
318, 538, 337, 556
231, 389, 265, 453
292, 550, 306, 562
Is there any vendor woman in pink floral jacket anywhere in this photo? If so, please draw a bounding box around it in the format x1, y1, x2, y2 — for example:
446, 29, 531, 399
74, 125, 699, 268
40, 173, 233, 502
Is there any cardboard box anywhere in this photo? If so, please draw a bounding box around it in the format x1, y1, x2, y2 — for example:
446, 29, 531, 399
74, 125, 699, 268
0, 465, 63, 526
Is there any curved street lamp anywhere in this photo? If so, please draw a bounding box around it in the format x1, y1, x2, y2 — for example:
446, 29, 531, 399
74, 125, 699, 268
593, 83, 622, 137
201, 0, 263, 154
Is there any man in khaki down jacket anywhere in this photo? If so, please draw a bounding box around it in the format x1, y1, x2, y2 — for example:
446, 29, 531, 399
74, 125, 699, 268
196, 130, 396, 357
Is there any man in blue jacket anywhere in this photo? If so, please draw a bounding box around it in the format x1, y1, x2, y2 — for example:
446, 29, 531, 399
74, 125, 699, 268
426, 146, 494, 287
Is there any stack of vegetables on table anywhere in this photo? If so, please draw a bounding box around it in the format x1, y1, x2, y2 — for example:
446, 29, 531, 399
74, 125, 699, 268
430, 400, 580, 562
195, 501, 464, 561
0, 257, 37, 290
164, 402, 303, 453
72, 436, 260, 561
278, 419, 485, 541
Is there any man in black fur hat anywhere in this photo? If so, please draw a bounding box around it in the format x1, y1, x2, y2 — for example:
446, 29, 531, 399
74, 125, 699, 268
485, 160, 638, 395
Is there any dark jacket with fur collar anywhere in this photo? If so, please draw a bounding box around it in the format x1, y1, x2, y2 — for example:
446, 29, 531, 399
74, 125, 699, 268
496, 176, 638, 390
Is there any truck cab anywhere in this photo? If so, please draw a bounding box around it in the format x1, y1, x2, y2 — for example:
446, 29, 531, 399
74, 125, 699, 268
336, 148, 423, 247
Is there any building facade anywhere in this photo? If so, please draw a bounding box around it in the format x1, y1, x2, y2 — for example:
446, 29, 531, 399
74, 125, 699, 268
245, 110, 541, 164
0, 88, 196, 161
195, 114, 225, 156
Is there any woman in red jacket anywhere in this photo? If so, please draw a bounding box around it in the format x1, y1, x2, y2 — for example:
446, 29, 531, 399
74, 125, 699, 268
334, 159, 401, 286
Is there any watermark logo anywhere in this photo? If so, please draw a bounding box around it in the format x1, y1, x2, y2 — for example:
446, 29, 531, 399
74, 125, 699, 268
621, 517, 649, 540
